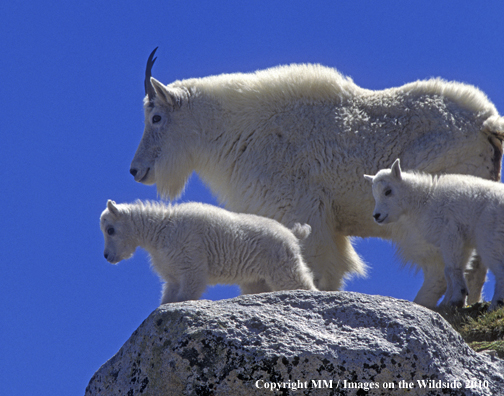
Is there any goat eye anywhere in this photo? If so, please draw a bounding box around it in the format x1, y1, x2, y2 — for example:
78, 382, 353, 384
152, 115, 162, 123
384, 189, 392, 196
107, 227, 115, 236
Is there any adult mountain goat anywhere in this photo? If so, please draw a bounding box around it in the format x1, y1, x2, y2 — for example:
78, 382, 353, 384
130, 48, 504, 307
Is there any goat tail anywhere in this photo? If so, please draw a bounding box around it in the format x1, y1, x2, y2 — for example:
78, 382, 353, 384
291, 223, 312, 240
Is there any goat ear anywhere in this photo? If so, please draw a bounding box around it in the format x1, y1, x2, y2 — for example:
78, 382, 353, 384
150, 77, 179, 108
107, 200, 120, 217
390, 159, 402, 180
363, 174, 374, 182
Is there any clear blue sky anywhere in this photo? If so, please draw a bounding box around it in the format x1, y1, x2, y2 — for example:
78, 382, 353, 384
1, 1, 503, 394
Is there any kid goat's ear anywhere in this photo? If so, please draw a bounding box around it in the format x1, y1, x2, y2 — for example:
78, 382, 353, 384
390, 159, 402, 180
107, 200, 120, 217
363, 174, 374, 182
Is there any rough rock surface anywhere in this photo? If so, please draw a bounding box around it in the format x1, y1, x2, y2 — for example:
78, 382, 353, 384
85, 291, 504, 395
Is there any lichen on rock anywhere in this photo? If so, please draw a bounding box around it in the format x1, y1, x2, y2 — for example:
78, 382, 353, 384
85, 291, 504, 395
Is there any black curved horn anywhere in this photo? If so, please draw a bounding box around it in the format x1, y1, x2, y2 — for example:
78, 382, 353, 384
144, 47, 158, 101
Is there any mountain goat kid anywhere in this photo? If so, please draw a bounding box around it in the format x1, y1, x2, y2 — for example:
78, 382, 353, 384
100, 200, 316, 304
365, 159, 504, 310
131, 48, 504, 306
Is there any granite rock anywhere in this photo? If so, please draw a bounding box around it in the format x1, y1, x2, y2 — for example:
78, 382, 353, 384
85, 291, 504, 395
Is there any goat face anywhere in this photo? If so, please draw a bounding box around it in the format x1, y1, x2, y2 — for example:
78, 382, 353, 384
130, 48, 196, 199
130, 98, 167, 185
365, 159, 405, 225
100, 200, 136, 264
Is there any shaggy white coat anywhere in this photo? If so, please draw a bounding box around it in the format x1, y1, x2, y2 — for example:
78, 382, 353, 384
100, 200, 316, 304
130, 60, 504, 306
366, 159, 504, 310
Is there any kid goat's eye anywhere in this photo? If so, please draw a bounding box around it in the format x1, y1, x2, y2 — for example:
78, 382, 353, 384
384, 189, 392, 196
107, 227, 115, 236
152, 115, 162, 123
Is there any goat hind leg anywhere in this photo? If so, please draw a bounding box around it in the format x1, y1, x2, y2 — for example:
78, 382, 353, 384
465, 253, 487, 305
414, 263, 446, 309
439, 242, 472, 308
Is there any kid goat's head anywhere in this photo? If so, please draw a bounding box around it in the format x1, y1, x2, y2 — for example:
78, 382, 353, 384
130, 47, 196, 200
364, 159, 405, 225
100, 200, 136, 264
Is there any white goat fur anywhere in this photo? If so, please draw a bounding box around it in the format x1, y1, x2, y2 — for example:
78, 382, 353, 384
131, 60, 504, 305
367, 159, 504, 310
100, 200, 316, 304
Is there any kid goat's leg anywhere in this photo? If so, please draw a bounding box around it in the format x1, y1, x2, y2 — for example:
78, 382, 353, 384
440, 236, 472, 308
176, 269, 208, 302
161, 280, 181, 304
414, 263, 446, 309
465, 253, 487, 305
476, 252, 504, 311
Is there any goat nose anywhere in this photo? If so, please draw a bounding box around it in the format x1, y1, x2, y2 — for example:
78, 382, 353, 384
130, 168, 138, 177
373, 213, 381, 220
104, 252, 109, 260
